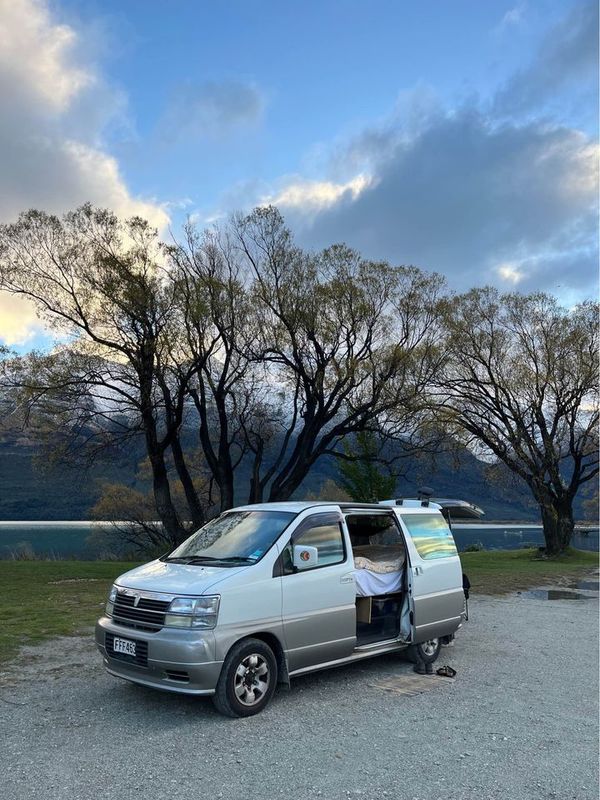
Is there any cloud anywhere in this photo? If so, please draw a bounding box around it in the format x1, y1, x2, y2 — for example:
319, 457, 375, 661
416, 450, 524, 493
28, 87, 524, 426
494, 1, 599, 117
297, 108, 598, 296
188, 173, 372, 229
502, 6, 523, 27
261, 174, 372, 218
0, 295, 43, 347
0, 0, 91, 114
245, 4, 598, 302
0, 0, 168, 226
0, 0, 169, 345
496, 4, 525, 32
496, 262, 524, 285
159, 80, 265, 142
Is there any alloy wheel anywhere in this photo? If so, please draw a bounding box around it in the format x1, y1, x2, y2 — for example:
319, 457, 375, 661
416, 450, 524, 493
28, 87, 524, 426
234, 653, 270, 706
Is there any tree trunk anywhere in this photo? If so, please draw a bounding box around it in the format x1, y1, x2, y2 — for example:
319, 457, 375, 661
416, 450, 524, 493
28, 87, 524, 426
170, 436, 205, 529
267, 429, 318, 502
148, 451, 186, 546
539, 498, 574, 556
146, 438, 186, 547
247, 442, 265, 504
191, 387, 235, 513
218, 466, 235, 512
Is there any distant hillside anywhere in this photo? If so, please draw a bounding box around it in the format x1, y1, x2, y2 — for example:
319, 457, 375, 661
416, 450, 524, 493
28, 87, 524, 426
0, 427, 591, 522
0, 437, 144, 520
309, 447, 542, 521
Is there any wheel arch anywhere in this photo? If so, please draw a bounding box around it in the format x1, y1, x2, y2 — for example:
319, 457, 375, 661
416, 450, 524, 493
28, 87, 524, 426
224, 631, 290, 687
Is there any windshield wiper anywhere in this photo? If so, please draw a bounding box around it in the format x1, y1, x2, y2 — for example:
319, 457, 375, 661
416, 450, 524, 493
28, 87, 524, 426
164, 555, 221, 564
214, 556, 257, 564
164, 555, 256, 565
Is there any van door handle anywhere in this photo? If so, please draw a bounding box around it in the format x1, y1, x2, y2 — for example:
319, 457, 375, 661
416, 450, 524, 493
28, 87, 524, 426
413, 566, 423, 576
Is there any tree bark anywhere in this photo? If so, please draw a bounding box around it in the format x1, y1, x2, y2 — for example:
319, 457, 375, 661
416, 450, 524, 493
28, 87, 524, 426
190, 387, 235, 513
169, 436, 205, 529
217, 465, 235, 512
247, 441, 265, 504
539, 497, 574, 556
148, 451, 185, 546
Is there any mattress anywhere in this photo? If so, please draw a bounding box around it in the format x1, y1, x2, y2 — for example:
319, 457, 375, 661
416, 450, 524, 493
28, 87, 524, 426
354, 568, 403, 597
352, 545, 405, 573
352, 545, 406, 597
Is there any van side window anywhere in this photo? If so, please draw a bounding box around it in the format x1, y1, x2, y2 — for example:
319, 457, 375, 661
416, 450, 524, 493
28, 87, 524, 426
402, 513, 458, 560
281, 513, 345, 574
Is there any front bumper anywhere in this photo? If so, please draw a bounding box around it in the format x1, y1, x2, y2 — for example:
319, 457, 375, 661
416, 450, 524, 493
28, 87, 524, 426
95, 616, 222, 695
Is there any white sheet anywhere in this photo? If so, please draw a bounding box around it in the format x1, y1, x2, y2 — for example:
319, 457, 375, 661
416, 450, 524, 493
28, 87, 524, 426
352, 544, 405, 596
353, 567, 404, 597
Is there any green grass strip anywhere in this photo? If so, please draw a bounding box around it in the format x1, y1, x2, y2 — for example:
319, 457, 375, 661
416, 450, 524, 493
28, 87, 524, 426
462, 547, 598, 594
0, 549, 597, 665
0, 561, 137, 665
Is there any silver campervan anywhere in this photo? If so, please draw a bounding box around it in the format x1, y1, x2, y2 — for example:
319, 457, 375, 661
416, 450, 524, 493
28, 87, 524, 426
96, 497, 480, 716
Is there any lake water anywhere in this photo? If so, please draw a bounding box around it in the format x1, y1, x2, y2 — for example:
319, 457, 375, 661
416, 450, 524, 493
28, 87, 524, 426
0, 520, 597, 559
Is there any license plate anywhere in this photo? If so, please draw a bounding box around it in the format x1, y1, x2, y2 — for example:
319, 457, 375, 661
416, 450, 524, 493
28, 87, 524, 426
113, 637, 136, 657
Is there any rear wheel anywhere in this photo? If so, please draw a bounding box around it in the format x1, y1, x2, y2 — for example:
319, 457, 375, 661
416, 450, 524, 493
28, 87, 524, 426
212, 638, 277, 718
408, 637, 441, 665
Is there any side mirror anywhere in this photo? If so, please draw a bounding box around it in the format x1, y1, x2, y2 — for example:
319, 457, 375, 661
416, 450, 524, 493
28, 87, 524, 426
293, 545, 318, 570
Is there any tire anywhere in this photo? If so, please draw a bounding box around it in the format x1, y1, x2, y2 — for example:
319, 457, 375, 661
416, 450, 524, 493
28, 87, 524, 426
212, 638, 278, 718
408, 637, 442, 665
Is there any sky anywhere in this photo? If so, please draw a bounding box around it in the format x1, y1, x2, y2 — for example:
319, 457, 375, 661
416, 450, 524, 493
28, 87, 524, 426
0, 0, 598, 350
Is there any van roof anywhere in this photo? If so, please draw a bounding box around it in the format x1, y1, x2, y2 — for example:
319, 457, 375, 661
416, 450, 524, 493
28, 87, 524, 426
229, 500, 445, 515
232, 501, 331, 513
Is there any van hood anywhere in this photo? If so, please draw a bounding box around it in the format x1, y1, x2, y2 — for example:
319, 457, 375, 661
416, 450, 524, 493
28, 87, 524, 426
115, 559, 246, 596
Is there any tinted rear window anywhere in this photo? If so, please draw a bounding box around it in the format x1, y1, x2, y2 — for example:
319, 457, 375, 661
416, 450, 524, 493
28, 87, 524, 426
402, 514, 457, 560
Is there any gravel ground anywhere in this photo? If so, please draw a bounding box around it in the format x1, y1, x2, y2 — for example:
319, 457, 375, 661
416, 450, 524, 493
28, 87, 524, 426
1, 591, 598, 800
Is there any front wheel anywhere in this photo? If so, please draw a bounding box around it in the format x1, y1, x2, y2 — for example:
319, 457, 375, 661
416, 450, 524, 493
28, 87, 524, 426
212, 638, 277, 718
408, 637, 441, 665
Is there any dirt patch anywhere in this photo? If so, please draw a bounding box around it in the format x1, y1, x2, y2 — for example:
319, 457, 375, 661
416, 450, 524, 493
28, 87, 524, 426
0, 632, 97, 688
370, 671, 454, 696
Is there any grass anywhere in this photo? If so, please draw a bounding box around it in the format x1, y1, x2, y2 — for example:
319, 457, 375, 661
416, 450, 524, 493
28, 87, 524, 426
0, 549, 597, 665
0, 560, 136, 665
462, 547, 598, 594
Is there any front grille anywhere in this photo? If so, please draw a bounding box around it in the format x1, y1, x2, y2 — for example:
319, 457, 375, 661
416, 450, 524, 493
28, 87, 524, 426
105, 633, 148, 667
112, 592, 171, 632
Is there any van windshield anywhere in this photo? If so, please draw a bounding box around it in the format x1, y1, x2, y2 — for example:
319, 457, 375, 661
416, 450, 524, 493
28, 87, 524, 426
165, 510, 295, 565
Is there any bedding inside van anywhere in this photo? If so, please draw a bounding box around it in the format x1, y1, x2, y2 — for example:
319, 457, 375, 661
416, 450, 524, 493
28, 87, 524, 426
354, 567, 404, 597
352, 545, 405, 573
352, 545, 406, 597
346, 513, 407, 598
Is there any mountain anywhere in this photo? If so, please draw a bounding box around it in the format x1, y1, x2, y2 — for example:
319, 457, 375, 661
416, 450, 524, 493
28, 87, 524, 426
0, 426, 591, 522
0, 435, 143, 520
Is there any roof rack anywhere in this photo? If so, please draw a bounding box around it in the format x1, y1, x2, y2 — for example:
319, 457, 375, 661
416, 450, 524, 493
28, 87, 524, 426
378, 498, 442, 510
378, 496, 484, 519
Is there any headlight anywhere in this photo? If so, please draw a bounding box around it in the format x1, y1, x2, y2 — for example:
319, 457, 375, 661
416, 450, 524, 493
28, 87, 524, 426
106, 584, 117, 616
165, 596, 220, 629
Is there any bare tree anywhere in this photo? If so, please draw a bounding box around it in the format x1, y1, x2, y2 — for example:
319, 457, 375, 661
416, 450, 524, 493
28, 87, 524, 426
440, 288, 598, 555
0, 203, 450, 543
0, 205, 194, 544
164, 206, 447, 506
231, 207, 447, 502
167, 224, 256, 512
